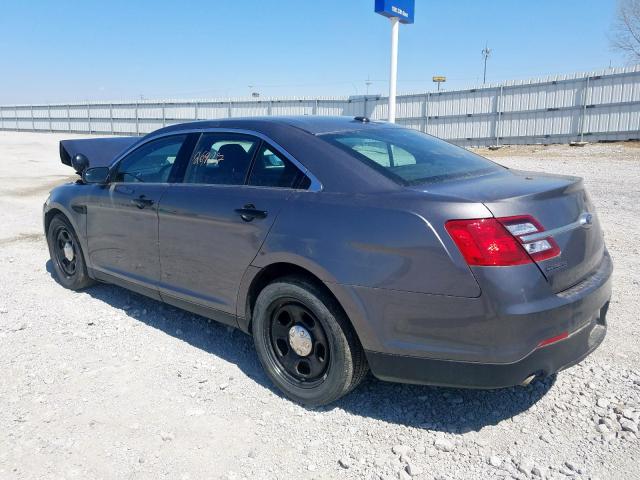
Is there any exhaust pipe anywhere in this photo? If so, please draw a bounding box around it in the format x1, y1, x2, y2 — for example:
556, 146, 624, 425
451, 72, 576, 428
521, 374, 537, 386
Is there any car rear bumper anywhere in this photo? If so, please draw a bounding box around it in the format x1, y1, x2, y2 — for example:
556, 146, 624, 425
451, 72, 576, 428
365, 302, 608, 388
341, 250, 612, 388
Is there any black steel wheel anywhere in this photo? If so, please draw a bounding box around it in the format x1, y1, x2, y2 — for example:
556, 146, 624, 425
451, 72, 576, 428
53, 226, 77, 276
268, 300, 330, 387
252, 276, 368, 406
46, 214, 94, 290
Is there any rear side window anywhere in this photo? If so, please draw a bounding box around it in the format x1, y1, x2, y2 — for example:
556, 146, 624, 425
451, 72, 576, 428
247, 144, 307, 189
184, 134, 259, 185
319, 128, 503, 185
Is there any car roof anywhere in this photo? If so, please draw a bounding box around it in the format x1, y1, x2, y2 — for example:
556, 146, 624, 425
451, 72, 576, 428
148, 115, 400, 137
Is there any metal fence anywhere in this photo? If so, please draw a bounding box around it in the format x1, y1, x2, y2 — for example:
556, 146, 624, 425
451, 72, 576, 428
1, 66, 640, 146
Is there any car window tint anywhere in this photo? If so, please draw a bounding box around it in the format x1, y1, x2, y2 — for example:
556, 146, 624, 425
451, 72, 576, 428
114, 134, 187, 183
320, 128, 503, 185
185, 134, 259, 185
248, 144, 306, 189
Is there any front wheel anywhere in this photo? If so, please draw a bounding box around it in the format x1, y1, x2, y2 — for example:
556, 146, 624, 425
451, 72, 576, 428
47, 214, 94, 290
251, 276, 368, 406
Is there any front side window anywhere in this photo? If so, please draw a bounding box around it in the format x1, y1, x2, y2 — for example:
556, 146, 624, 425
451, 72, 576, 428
247, 144, 307, 189
184, 134, 259, 185
113, 134, 187, 183
319, 128, 503, 185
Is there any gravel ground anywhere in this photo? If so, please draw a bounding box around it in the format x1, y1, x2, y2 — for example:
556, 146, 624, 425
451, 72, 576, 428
1, 132, 639, 480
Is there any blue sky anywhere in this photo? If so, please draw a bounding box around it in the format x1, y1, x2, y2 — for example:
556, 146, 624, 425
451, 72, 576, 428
0, 0, 627, 103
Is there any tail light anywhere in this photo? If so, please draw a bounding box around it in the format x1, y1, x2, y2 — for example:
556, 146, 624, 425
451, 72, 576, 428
445, 215, 560, 267
498, 215, 561, 262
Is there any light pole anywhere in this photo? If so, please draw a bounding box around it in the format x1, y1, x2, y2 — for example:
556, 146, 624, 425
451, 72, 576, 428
375, 1, 415, 123
388, 16, 399, 122
482, 44, 492, 85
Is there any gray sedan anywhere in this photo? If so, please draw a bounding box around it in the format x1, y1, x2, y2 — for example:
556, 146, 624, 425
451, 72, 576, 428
44, 116, 612, 406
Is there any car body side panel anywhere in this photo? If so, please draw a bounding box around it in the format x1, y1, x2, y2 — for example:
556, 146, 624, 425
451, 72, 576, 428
253, 191, 489, 297
157, 184, 293, 315
240, 189, 492, 349
86, 183, 168, 289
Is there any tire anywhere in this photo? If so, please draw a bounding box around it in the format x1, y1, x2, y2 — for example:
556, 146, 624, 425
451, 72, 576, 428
251, 276, 368, 406
46, 214, 94, 290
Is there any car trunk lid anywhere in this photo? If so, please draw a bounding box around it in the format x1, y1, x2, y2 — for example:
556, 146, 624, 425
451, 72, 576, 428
415, 169, 605, 293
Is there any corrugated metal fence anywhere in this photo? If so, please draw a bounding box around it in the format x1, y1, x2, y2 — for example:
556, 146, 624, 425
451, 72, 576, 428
1, 66, 639, 146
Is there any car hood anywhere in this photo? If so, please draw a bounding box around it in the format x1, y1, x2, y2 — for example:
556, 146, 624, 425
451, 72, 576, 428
60, 136, 140, 169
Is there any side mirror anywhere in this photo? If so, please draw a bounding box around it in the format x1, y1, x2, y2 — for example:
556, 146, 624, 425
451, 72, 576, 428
71, 153, 90, 174
82, 166, 110, 184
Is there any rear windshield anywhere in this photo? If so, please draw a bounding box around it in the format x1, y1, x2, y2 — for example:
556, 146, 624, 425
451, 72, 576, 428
319, 128, 503, 185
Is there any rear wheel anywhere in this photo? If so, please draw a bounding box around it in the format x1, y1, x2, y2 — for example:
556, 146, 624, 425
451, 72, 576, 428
47, 215, 94, 290
252, 276, 368, 406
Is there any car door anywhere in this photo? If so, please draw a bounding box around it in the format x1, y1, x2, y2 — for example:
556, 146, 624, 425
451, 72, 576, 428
157, 132, 311, 318
86, 133, 193, 295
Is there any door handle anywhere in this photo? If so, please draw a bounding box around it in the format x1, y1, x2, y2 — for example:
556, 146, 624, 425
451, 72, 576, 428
131, 195, 154, 209
235, 203, 268, 222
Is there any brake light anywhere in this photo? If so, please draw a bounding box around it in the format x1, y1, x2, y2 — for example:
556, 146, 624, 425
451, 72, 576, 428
445, 218, 531, 266
445, 215, 560, 266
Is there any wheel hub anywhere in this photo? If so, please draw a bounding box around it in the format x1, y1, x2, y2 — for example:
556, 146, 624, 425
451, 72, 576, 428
269, 302, 329, 384
288, 324, 313, 357
63, 242, 74, 262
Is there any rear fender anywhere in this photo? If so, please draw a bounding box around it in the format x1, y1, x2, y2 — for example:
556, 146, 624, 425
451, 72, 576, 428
235, 256, 379, 351
254, 191, 488, 298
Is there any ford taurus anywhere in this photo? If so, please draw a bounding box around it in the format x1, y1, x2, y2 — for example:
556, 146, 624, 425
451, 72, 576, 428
44, 116, 612, 406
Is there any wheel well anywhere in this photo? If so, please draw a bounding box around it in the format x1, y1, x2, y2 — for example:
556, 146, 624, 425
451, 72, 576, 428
244, 263, 351, 335
44, 208, 65, 233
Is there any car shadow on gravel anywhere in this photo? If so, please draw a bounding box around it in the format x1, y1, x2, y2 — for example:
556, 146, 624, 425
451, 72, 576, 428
331, 373, 555, 432
46, 261, 272, 388
47, 261, 555, 433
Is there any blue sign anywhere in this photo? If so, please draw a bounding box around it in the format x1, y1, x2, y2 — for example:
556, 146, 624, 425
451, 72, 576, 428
375, 0, 415, 24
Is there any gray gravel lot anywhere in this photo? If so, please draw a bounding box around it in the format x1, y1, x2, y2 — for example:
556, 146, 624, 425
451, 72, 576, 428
1, 132, 639, 480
